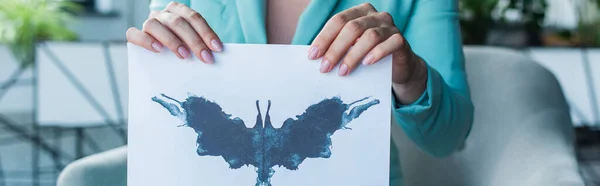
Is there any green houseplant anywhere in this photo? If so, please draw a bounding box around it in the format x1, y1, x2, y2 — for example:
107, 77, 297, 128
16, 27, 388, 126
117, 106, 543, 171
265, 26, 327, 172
503, 0, 548, 46
0, 0, 81, 96
459, 0, 499, 45
574, 0, 600, 47
460, 0, 548, 46
0, 0, 81, 67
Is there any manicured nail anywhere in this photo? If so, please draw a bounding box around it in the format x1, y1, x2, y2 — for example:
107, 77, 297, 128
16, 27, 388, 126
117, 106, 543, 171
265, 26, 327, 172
320, 59, 330, 73
178, 46, 190, 59
308, 46, 319, 60
211, 39, 223, 52
201, 50, 214, 64
338, 64, 349, 76
152, 42, 163, 52
363, 53, 374, 65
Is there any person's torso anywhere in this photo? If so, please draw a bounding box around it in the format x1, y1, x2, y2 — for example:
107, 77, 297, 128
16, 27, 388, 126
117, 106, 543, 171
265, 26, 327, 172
188, 0, 415, 46
185, 1, 415, 185
265, 0, 311, 44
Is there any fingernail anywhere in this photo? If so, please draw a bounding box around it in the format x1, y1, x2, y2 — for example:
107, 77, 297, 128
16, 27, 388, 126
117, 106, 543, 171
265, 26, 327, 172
152, 42, 163, 52
363, 53, 374, 65
211, 39, 223, 52
201, 50, 214, 64
338, 64, 349, 76
308, 46, 319, 60
320, 59, 330, 73
178, 46, 190, 59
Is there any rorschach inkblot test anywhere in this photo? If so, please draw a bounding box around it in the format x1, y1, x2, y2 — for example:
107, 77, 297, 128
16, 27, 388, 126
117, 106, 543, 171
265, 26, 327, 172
127, 43, 392, 186
152, 93, 380, 185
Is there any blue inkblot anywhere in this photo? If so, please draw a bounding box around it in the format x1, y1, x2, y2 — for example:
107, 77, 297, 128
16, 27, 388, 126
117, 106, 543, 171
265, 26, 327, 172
152, 94, 380, 186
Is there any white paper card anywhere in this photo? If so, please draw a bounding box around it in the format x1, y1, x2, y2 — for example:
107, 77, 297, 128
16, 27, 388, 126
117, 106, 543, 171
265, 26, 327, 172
127, 43, 391, 186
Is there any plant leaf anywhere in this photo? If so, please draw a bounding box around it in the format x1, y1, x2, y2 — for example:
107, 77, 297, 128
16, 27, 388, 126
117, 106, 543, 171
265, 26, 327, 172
0, 0, 82, 67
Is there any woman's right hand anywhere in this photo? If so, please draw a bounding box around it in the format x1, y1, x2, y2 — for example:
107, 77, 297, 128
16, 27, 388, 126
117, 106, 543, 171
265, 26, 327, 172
126, 2, 222, 63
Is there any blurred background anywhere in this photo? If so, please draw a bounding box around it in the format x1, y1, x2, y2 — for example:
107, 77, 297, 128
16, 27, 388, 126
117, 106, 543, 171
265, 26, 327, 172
0, 0, 599, 185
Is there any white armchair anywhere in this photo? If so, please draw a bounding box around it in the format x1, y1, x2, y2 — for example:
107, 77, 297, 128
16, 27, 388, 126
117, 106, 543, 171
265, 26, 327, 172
394, 47, 585, 186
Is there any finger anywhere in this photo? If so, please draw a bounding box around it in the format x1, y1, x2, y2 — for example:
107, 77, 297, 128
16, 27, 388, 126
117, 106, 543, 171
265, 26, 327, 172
338, 27, 391, 76
142, 17, 188, 59
364, 33, 408, 66
126, 27, 163, 53
166, 2, 223, 52
154, 12, 213, 64
320, 13, 387, 74
309, 3, 377, 60
149, 10, 160, 17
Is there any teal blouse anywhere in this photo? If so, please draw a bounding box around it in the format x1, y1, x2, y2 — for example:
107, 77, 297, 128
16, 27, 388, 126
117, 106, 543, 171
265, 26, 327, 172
149, 0, 474, 185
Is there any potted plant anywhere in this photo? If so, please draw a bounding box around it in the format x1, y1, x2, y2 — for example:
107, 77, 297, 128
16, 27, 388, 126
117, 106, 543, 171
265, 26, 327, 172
0, 0, 81, 97
506, 0, 548, 46
459, 0, 499, 45
460, 0, 548, 47
574, 0, 600, 47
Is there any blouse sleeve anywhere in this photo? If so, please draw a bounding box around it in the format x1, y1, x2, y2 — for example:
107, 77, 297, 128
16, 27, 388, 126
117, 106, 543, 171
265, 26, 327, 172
393, 0, 474, 157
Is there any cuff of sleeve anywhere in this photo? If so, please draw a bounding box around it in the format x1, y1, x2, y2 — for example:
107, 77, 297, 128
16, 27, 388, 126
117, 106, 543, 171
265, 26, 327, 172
391, 64, 436, 116
392, 86, 429, 109
390, 63, 449, 156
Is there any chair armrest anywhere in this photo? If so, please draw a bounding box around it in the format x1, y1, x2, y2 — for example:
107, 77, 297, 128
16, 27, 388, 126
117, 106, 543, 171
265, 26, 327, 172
57, 146, 127, 186
394, 47, 585, 186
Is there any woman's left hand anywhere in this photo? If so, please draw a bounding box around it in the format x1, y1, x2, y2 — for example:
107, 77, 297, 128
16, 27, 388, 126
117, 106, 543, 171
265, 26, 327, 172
308, 3, 428, 104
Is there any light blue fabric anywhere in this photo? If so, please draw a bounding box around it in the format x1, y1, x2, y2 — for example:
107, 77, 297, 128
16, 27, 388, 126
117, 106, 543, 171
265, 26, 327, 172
149, 0, 474, 185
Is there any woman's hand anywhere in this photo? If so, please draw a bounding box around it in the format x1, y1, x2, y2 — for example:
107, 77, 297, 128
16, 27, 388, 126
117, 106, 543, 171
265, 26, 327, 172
308, 3, 428, 104
126, 2, 223, 63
